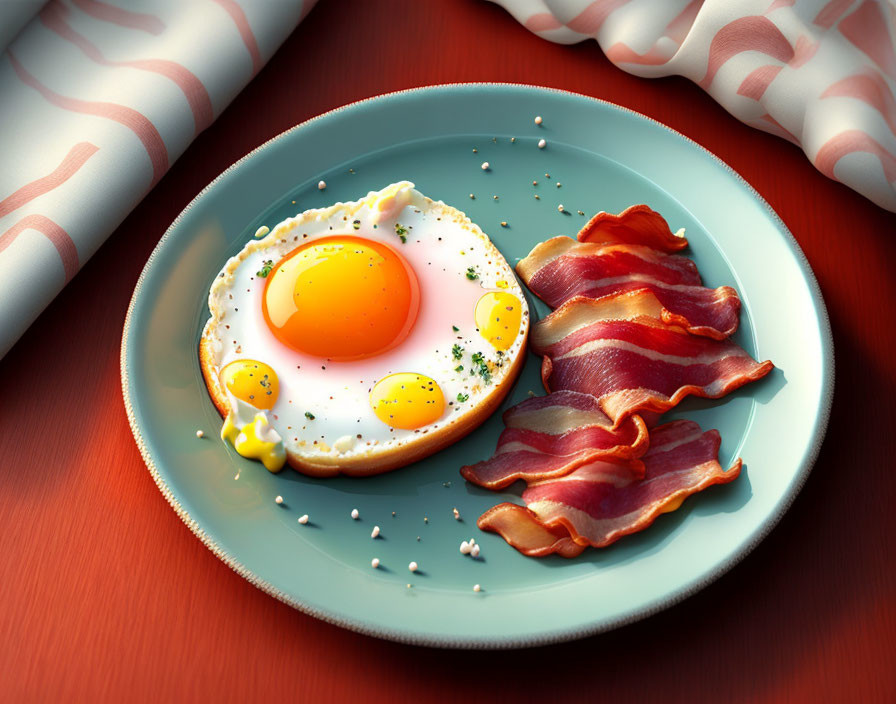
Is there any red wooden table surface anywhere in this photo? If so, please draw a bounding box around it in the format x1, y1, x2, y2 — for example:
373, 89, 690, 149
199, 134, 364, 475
2, 1, 895, 701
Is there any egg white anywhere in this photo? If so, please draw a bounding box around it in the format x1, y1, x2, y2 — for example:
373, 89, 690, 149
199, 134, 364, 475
201, 182, 529, 461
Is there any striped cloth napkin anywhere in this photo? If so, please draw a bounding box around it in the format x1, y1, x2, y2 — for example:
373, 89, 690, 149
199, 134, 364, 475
493, 0, 896, 211
0, 0, 315, 359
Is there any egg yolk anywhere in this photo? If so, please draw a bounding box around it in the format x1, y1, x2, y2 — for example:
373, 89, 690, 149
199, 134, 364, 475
475, 292, 522, 351
220, 360, 279, 410
369, 373, 446, 430
221, 412, 286, 472
262, 236, 420, 361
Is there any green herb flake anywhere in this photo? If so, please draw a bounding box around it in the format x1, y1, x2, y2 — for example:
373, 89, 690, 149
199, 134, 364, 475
452, 325, 459, 332
456, 393, 469, 403
451, 344, 464, 360
256, 260, 274, 278
352, 220, 361, 230
304, 412, 315, 420
394, 223, 408, 243
465, 267, 479, 280
454, 365, 464, 372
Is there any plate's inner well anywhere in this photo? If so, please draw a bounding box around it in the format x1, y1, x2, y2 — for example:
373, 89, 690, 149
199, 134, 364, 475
151, 134, 765, 593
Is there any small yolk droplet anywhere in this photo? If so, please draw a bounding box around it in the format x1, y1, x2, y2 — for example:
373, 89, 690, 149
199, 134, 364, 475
661, 495, 686, 514
369, 373, 446, 430
474, 292, 522, 351
220, 360, 279, 410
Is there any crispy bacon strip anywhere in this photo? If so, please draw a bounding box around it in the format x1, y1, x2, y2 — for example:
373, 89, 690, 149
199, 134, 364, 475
476, 504, 586, 558
577, 204, 688, 253
517, 236, 740, 339
532, 290, 773, 426
478, 420, 741, 557
460, 391, 650, 490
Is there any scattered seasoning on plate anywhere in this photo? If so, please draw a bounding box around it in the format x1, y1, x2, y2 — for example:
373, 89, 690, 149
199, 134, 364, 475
556, 183, 562, 188
453, 508, 461, 521
351, 508, 359, 520
298, 515, 309, 525
532, 180, 537, 186
472, 148, 478, 153
409, 561, 418, 573
275, 495, 284, 505
460, 541, 472, 555
481, 162, 489, 171
534, 115, 543, 125
371, 558, 380, 568
392, 511, 396, 517
578, 210, 585, 215
424, 516, 429, 524
254, 225, 269, 239
195, 429, 204, 438
473, 584, 482, 592
371, 525, 380, 538
511, 137, 516, 143
534, 195, 540, 200
443, 481, 452, 487
471, 544, 481, 558
500, 221, 507, 228
317, 180, 326, 190
537, 139, 546, 149
558, 204, 565, 213
469, 193, 475, 199
493, 195, 499, 201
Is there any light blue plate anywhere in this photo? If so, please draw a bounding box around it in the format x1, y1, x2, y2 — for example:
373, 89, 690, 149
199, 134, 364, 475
121, 84, 833, 648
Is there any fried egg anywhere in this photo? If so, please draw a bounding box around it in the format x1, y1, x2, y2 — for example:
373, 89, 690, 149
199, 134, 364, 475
200, 182, 529, 476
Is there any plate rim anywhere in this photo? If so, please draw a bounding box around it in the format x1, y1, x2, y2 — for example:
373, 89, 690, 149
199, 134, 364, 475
120, 82, 835, 649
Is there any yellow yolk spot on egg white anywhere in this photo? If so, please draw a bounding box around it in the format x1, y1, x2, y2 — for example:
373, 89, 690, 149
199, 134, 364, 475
220, 360, 279, 410
475, 292, 522, 351
369, 373, 446, 430
221, 412, 286, 472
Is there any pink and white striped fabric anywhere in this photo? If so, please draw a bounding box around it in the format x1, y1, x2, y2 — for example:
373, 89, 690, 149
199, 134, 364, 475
0, 0, 315, 359
492, 0, 896, 213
